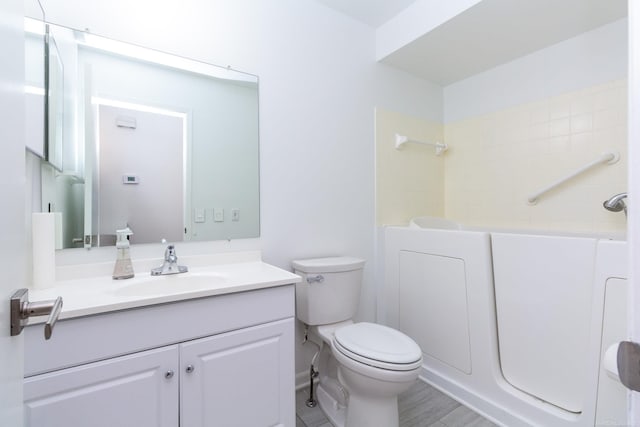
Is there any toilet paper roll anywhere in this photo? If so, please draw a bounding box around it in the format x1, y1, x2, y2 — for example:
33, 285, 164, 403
32, 212, 56, 289
604, 342, 621, 382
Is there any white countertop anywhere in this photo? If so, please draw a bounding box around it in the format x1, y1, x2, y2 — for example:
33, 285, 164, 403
28, 257, 301, 322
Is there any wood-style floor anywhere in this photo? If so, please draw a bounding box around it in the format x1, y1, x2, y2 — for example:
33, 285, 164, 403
296, 380, 498, 427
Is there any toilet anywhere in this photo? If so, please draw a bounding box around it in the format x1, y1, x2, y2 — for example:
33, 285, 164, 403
292, 256, 422, 427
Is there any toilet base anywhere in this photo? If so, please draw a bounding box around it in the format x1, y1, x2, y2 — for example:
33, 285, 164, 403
316, 383, 346, 427
306, 322, 421, 427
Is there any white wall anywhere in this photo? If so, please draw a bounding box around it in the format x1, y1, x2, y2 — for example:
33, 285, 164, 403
37, 0, 442, 376
444, 18, 628, 123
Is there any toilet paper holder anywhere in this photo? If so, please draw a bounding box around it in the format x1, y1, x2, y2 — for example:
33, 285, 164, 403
604, 341, 640, 392
617, 341, 640, 392
10, 288, 63, 340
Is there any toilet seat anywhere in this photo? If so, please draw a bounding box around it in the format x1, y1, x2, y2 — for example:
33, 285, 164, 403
332, 322, 422, 371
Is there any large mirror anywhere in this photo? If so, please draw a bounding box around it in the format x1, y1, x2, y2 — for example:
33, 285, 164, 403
24, 6, 46, 160
45, 25, 64, 171
24, 0, 65, 173
41, 23, 260, 249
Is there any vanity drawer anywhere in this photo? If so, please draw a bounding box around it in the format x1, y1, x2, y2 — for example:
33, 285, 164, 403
25, 285, 294, 376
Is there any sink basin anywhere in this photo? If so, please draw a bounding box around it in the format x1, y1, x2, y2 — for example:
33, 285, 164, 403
112, 272, 227, 297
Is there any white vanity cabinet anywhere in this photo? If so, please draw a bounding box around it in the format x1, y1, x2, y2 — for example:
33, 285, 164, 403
23, 285, 295, 427
181, 319, 293, 426
25, 345, 180, 427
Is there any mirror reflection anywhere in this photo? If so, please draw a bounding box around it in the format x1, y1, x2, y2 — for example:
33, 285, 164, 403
41, 23, 260, 248
24, 13, 46, 159
24, 11, 65, 172
45, 26, 64, 171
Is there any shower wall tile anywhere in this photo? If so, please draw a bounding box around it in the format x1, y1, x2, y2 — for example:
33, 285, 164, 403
375, 108, 444, 226
444, 79, 627, 233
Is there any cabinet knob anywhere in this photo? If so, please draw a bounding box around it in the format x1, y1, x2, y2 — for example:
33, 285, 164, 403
185, 364, 195, 374
165, 370, 174, 379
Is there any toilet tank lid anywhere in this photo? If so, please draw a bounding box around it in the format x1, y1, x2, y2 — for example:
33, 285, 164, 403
291, 256, 365, 273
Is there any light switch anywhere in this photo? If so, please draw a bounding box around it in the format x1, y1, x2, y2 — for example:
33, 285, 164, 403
231, 208, 240, 222
214, 208, 224, 222
194, 208, 206, 223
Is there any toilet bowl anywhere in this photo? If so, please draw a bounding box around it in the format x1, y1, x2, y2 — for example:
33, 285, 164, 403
292, 257, 423, 427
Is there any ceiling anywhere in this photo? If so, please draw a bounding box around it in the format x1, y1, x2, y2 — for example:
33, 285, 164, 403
316, 0, 628, 85
314, 0, 417, 28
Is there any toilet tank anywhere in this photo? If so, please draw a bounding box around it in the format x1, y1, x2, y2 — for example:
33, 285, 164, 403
292, 257, 365, 326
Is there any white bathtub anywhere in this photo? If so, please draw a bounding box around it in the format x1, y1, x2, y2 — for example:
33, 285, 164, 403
382, 219, 628, 427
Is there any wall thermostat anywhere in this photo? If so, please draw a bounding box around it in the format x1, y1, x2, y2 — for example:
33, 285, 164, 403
122, 175, 140, 184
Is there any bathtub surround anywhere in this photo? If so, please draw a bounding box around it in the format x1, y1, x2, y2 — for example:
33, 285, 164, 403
445, 79, 627, 233
375, 108, 444, 226
443, 18, 628, 232
376, 79, 627, 232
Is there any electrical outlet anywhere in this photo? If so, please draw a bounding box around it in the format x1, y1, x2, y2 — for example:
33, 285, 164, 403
214, 208, 224, 222
194, 208, 206, 223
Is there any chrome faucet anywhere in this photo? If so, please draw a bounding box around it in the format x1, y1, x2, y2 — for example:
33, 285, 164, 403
603, 192, 628, 217
151, 245, 188, 275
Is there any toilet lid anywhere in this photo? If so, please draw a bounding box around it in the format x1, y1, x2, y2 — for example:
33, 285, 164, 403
333, 322, 422, 370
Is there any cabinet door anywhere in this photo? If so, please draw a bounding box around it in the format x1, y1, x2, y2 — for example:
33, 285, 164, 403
180, 318, 295, 427
24, 345, 179, 427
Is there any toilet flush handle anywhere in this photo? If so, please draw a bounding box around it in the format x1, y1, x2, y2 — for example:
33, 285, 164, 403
306, 275, 324, 284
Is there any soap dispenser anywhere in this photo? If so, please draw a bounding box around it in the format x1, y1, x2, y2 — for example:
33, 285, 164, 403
112, 227, 134, 280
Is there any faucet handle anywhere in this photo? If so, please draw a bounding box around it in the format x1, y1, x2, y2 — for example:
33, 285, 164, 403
165, 245, 176, 260
151, 245, 188, 275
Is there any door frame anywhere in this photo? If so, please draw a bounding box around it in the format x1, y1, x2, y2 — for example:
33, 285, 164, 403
0, 0, 27, 424
628, 0, 640, 423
